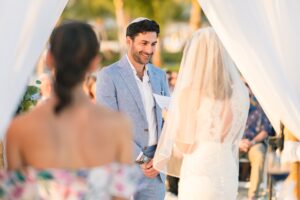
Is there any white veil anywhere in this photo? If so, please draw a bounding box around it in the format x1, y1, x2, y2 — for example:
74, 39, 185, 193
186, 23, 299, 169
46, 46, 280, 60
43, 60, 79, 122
153, 27, 249, 177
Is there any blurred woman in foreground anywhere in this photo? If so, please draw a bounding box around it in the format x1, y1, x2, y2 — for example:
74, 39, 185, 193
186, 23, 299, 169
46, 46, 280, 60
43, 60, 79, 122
4, 21, 137, 200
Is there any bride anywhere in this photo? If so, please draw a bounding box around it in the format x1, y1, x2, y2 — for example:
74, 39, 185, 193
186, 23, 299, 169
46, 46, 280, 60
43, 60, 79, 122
154, 28, 249, 199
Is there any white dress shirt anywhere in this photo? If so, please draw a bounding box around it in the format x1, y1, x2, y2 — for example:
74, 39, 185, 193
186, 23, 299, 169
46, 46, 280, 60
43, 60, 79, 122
126, 55, 157, 146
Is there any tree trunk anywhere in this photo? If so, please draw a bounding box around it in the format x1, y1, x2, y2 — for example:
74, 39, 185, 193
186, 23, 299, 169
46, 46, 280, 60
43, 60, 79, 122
152, 39, 162, 67
291, 162, 300, 199
284, 129, 300, 199
0, 140, 4, 168
114, 0, 127, 56
189, 0, 202, 32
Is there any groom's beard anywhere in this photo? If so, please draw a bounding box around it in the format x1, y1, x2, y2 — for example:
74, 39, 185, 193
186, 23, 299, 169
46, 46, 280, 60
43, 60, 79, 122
132, 50, 153, 65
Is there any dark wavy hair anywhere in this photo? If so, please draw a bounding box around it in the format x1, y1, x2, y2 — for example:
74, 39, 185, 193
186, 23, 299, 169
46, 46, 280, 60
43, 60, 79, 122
49, 21, 99, 114
126, 19, 160, 40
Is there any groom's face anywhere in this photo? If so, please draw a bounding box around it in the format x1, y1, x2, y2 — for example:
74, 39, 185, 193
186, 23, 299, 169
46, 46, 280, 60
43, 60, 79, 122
127, 32, 158, 65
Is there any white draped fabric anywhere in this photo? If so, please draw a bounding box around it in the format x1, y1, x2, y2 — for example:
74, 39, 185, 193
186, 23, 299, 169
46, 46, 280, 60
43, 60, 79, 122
198, 0, 300, 142
0, 0, 68, 137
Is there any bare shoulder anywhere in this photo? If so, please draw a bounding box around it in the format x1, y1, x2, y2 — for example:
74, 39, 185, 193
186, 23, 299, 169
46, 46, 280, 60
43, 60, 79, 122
89, 105, 132, 143
89, 104, 133, 162
91, 104, 132, 132
6, 110, 33, 144
6, 103, 49, 140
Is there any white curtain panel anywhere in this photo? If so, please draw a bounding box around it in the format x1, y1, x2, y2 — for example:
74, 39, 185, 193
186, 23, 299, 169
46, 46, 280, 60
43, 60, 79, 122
0, 0, 68, 137
198, 0, 300, 140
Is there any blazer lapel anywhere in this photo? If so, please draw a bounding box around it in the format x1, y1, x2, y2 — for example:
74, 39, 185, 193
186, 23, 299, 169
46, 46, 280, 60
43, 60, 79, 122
147, 64, 161, 95
117, 56, 147, 121
147, 64, 163, 137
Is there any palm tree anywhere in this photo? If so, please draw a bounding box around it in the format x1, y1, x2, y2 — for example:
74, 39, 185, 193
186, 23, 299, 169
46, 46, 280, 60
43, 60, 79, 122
189, 0, 201, 32
113, 0, 128, 56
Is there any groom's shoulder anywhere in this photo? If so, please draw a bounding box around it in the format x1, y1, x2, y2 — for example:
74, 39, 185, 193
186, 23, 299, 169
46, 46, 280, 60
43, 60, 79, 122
101, 55, 129, 72
99, 60, 121, 75
148, 63, 166, 76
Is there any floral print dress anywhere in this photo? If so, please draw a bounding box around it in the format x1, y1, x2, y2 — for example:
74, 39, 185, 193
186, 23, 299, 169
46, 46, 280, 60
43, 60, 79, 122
0, 163, 138, 199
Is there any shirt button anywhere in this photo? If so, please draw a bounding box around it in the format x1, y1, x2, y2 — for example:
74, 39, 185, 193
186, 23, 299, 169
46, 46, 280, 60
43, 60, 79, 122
144, 128, 149, 132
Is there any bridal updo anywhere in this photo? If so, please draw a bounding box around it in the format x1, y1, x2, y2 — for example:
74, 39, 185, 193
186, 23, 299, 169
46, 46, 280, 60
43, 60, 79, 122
49, 21, 99, 114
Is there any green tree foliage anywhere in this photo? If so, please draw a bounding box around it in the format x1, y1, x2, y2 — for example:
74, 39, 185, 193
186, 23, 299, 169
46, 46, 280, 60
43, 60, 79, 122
62, 0, 115, 20
62, 0, 184, 26
123, 0, 183, 29
61, 0, 196, 67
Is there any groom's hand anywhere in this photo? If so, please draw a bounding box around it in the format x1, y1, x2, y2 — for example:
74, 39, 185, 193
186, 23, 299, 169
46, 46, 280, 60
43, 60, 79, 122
140, 159, 159, 178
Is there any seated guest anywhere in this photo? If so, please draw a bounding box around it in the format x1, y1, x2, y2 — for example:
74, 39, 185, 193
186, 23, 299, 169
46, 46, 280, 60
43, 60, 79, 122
239, 89, 275, 200
166, 70, 178, 95
3, 21, 137, 200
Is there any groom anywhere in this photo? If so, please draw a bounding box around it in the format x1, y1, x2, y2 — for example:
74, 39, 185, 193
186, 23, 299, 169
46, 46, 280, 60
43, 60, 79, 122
96, 18, 169, 199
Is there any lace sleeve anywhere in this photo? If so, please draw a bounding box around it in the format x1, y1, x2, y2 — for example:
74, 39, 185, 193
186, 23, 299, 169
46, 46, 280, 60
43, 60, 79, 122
109, 164, 139, 198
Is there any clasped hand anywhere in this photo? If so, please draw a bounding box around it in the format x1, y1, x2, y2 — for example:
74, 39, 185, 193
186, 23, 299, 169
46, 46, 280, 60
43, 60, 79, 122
140, 159, 159, 178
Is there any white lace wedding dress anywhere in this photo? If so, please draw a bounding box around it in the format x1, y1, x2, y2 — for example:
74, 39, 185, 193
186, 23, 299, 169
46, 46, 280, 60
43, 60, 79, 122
178, 87, 249, 200
153, 28, 250, 200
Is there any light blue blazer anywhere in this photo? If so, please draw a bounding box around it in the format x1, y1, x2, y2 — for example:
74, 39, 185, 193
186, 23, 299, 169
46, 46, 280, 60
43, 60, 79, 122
96, 56, 170, 161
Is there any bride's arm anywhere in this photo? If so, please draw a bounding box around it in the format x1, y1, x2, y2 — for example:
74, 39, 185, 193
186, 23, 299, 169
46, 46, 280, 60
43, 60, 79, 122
231, 123, 247, 169
174, 87, 199, 154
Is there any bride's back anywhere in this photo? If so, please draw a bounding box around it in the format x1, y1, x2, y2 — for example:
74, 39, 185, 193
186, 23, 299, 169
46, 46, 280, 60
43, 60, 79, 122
195, 84, 249, 144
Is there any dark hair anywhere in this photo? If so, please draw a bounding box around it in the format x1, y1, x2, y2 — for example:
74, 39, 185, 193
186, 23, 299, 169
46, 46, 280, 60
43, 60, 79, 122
49, 21, 99, 114
126, 19, 160, 40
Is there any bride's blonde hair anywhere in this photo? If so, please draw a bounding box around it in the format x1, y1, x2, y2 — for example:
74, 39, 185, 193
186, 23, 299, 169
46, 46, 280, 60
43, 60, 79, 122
184, 28, 233, 100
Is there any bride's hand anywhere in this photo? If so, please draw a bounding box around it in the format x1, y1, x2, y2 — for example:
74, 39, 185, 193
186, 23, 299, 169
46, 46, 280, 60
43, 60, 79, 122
140, 159, 159, 178
239, 139, 251, 152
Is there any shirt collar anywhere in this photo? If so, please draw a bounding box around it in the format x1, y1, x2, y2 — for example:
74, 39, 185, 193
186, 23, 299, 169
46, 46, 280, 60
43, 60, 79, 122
126, 54, 149, 79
